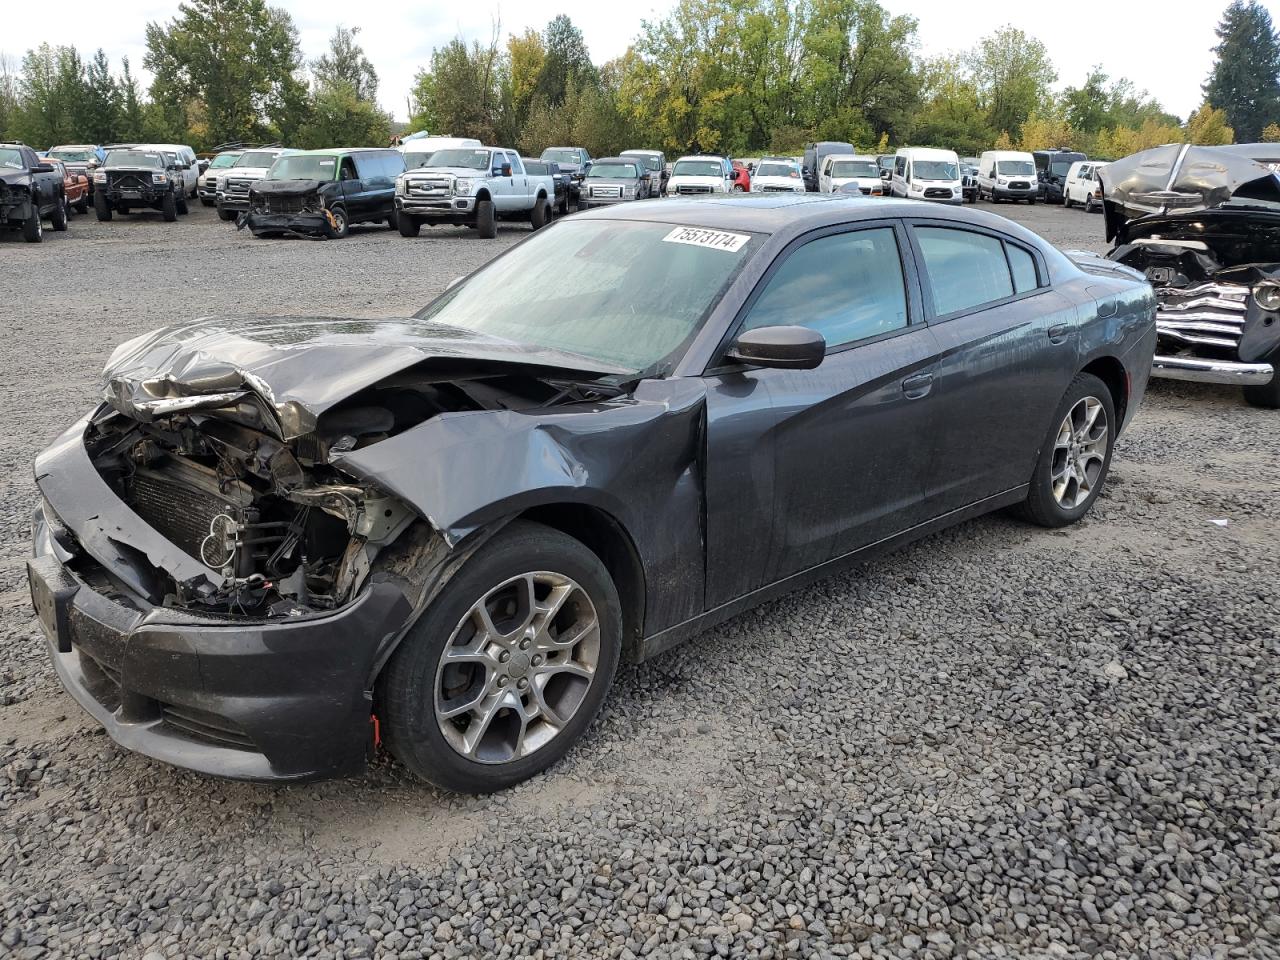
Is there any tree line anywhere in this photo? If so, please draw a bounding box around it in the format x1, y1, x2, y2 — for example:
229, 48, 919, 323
1, 0, 1278, 158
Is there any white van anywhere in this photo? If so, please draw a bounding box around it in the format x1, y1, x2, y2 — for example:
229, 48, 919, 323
1063, 160, 1108, 212
891, 148, 962, 204
400, 136, 482, 171
977, 150, 1038, 203
819, 154, 884, 195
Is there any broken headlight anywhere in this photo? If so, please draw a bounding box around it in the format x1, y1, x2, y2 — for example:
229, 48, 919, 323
1252, 282, 1280, 311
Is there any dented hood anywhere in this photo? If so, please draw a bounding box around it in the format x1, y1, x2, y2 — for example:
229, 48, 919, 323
251, 178, 326, 196
1102, 143, 1280, 241
101, 316, 630, 439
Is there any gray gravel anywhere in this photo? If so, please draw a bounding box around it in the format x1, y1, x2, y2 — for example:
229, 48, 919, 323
1, 200, 1277, 960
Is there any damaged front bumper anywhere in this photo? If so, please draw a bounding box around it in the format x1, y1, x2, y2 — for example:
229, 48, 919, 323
27, 416, 422, 782
1151, 355, 1274, 386
246, 212, 330, 236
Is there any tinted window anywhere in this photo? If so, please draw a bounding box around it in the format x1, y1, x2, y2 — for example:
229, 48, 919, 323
742, 228, 908, 349
916, 228, 1014, 315
524, 160, 547, 175
1007, 244, 1038, 294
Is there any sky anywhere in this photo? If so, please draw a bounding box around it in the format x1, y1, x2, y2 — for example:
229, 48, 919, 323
1, 0, 1275, 124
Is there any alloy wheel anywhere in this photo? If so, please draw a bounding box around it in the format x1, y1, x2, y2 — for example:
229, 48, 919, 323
434, 571, 601, 764
1050, 396, 1108, 509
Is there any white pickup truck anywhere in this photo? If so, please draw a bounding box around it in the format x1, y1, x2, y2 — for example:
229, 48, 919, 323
394, 146, 554, 239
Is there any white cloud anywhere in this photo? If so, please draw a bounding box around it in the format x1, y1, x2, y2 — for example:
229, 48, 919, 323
1, 0, 1273, 125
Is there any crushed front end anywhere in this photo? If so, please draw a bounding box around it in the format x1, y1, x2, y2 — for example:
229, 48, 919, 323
29, 398, 431, 781
245, 180, 334, 236
0, 179, 35, 228
1107, 212, 1280, 388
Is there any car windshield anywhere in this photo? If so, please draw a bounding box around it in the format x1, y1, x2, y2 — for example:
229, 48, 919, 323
590, 162, 639, 179
542, 149, 582, 164
756, 163, 797, 178
414, 219, 758, 374
914, 160, 958, 181
237, 151, 280, 168
997, 160, 1035, 176
830, 161, 879, 178
673, 160, 723, 178
404, 151, 436, 168
209, 154, 239, 169
427, 149, 491, 170
0, 148, 23, 169
1050, 160, 1078, 176
105, 151, 163, 169
48, 148, 94, 162
268, 155, 336, 180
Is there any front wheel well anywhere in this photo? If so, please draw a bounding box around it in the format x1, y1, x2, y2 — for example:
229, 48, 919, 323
1081, 356, 1128, 427
517, 504, 646, 661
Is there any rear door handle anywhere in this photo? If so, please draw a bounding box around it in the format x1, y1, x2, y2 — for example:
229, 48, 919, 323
901, 372, 934, 399
1047, 323, 1069, 344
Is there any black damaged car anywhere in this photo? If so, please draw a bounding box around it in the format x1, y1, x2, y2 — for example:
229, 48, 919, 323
1, 142, 68, 242
244, 148, 405, 239
1102, 143, 1280, 408
29, 196, 1156, 792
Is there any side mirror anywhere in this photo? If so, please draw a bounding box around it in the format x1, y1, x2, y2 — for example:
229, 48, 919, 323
880, 169, 891, 180
31, 163, 55, 174
728, 326, 826, 370
500, 163, 512, 177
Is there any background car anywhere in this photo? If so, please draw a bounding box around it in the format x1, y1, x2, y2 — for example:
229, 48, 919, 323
802, 141, 855, 191
1034, 149, 1087, 204
540, 146, 593, 203
199, 150, 243, 205
621, 150, 668, 197
750, 158, 806, 193
522, 159, 571, 215
50, 159, 89, 215
730, 160, 751, 192
578, 157, 652, 207
1063, 160, 1108, 212
667, 155, 734, 196
0, 142, 67, 241
819, 154, 883, 195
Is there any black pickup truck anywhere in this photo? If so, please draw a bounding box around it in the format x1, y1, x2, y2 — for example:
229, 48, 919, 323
0, 143, 68, 242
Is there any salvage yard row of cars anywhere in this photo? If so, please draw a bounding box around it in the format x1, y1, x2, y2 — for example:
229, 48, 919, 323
13, 131, 1280, 792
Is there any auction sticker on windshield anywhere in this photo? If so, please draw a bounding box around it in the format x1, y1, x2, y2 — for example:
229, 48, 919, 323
663, 226, 751, 253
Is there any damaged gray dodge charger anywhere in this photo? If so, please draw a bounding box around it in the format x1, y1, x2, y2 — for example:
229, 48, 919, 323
29, 196, 1156, 793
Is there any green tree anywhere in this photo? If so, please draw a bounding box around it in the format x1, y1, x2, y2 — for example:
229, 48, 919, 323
1186, 102, 1234, 144
11, 44, 87, 148
78, 50, 121, 144
909, 56, 993, 155
420, 36, 503, 143
965, 27, 1056, 142
118, 58, 147, 141
534, 15, 597, 107
144, 0, 308, 147
1204, 0, 1280, 141
312, 26, 379, 103
295, 83, 391, 148
0, 54, 17, 140
406, 69, 438, 133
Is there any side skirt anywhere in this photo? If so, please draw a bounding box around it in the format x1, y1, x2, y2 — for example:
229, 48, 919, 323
635, 485, 1029, 663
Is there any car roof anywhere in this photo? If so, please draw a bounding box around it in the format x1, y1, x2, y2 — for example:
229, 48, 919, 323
897, 147, 958, 159
825, 154, 878, 163
289, 147, 395, 156
573, 194, 1043, 237
982, 150, 1033, 158
621, 149, 662, 156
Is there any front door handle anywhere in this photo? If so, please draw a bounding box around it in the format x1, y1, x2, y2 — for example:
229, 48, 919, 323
1047, 323, 1069, 344
901, 372, 934, 399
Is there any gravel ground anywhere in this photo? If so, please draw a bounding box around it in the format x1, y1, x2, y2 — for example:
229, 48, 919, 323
0, 199, 1276, 960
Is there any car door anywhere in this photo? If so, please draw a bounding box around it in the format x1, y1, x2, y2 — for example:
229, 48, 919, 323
337, 156, 367, 219
486, 151, 512, 212
507, 153, 530, 208
702, 221, 945, 607
905, 221, 1081, 516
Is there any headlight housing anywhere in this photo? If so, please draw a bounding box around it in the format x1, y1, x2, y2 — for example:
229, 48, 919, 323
152, 173, 167, 184
93, 171, 106, 183
1253, 281, 1280, 311
454, 178, 475, 197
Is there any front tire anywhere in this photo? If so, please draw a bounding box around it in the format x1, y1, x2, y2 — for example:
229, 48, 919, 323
397, 211, 421, 237
380, 521, 622, 793
217, 207, 236, 222
1243, 359, 1280, 408
1017, 373, 1115, 528
324, 205, 349, 239
475, 199, 497, 239
94, 193, 112, 221
22, 204, 43, 242
161, 192, 177, 222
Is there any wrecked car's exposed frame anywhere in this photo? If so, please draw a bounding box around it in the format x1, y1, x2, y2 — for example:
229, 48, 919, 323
30, 197, 1156, 787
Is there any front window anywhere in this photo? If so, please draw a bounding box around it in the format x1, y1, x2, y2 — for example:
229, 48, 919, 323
209, 153, 239, 169
542, 148, 582, 164
1050, 160, 1076, 177
426, 149, 492, 170
913, 160, 959, 181
48, 148, 95, 162
237, 151, 281, 168
104, 151, 163, 169
0, 148, 23, 169
673, 160, 724, 178
996, 160, 1034, 176
268, 155, 337, 180
589, 162, 639, 179
414, 219, 759, 374
405, 151, 436, 169
756, 162, 798, 178
829, 160, 879, 179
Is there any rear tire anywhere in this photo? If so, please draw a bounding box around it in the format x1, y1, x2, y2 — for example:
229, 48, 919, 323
1016, 373, 1115, 528
1084, 195, 1096, 213
475, 199, 497, 239
530, 198, 549, 230
380, 521, 622, 793
51, 194, 68, 231
161, 192, 177, 222
397, 212, 421, 237
1064, 193, 1074, 208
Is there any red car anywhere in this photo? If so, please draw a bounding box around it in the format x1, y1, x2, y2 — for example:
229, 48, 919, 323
50, 159, 90, 215
731, 161, 751, 192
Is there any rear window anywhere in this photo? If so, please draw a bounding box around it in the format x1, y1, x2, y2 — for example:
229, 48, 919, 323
915, 228, 1014, 315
